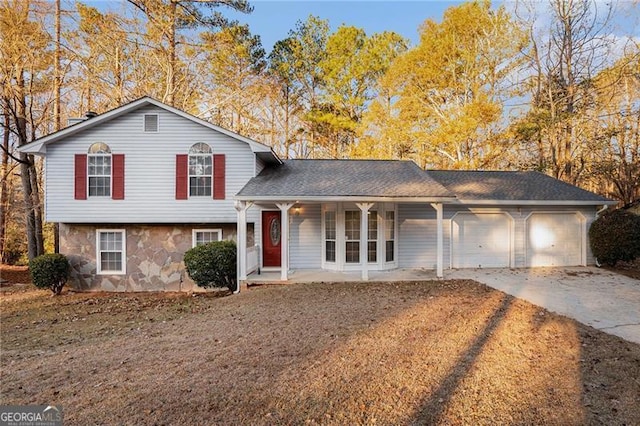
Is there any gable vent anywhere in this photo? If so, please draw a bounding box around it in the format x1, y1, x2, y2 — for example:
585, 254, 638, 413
144, 114, 158, 132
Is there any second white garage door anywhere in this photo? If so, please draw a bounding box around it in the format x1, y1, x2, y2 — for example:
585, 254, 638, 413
526, 213, 582, 267
452, 213, 511, 268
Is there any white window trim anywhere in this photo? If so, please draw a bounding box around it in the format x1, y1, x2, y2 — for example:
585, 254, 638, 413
143, 113, 159, 132
96, 229, 126, 275
321, 203, 397, 272
192, 228, 222, 247
367, 209, 379, 265
322, 204, 338, 270
344, 208, 361, 267
384, 207, 397, 265
87, 153, 112, 198
188, 143, 213, 198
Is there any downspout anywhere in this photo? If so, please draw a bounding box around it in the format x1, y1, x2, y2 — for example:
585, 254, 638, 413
593, 204, 610, 267
596, 204, 609, 218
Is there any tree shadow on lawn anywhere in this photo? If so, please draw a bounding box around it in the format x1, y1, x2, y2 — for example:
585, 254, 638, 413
410, 294, 516, 424
2, 280, 639, 425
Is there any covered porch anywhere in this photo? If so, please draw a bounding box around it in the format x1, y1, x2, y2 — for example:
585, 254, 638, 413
233, 160, 457, 292
234, 199, 451, 287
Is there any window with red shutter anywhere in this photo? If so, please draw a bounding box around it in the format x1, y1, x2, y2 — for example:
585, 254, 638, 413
74, 154, 87, 200
112, 154, 125, 200
176, 154, 188, 200
213, 154, 225, 200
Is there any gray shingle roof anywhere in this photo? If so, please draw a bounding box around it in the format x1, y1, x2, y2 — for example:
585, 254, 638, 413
427, 170, 611, 202
237, 159, 454, 199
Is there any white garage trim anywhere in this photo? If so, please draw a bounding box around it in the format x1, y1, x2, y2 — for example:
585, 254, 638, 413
450, 212, 514, 269
525, 211, 586, 267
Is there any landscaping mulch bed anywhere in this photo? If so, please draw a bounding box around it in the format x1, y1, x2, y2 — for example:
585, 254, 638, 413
1, 270, 639, 425
604, 258, 640, 280
0, 265, 31, 287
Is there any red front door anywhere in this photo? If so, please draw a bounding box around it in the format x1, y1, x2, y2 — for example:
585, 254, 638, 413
262, 211, 281, 267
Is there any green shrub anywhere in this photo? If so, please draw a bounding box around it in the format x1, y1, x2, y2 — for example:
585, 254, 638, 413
29, 253, 70, 295
184, 241, 237, 291
589, 209, 640, 266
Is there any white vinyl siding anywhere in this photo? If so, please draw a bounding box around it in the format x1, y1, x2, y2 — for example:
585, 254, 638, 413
398, 204, 439, 269
255, 156, 266, 175
44, 105, 260, 225
289, 204, 322, 269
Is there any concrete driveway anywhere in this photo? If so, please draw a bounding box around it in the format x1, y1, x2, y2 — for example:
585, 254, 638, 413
448, 267, 640, 345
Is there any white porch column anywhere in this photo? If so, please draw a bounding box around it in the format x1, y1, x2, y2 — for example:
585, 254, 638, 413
356, 203, 374, 280
431, 202, 444, 278
276, 202, 294, 281
234, 200, 252, 292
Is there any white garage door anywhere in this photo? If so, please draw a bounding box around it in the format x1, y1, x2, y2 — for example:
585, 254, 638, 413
452, 213, 511, 268
526, 213, 582, 267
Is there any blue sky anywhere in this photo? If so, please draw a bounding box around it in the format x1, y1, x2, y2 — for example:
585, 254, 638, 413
90, 0, 638, 54
224, 1, 463, 52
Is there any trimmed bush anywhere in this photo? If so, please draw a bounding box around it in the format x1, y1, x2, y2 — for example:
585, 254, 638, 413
589, 209, 640, 266
29, 253, 70, 295
184, 240, 237, 291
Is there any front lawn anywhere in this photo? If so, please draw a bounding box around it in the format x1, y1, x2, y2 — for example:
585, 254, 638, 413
1, 278, 639, 425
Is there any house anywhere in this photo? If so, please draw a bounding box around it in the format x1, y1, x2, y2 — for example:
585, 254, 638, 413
19, 97, 616, 292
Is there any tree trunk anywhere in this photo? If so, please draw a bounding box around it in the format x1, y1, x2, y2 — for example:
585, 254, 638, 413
166, 0, 177, 106
15, 68, 43, 260
53, 0, 61, 253
0, 104, 10, 262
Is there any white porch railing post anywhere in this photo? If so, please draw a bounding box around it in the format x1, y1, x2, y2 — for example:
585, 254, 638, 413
234, 200, 252, 292
356, 202, 374, 280
276, 202, 294, 281
431, 202, 444, 278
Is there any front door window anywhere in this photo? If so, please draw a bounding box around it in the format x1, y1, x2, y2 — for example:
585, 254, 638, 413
269, 216, 281, 246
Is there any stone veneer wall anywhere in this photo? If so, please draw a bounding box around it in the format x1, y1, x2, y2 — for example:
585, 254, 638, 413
60, 223, 251, 292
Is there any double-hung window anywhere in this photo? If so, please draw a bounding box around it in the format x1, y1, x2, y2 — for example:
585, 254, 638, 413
368, 210, 378, 263
192, 229, 222, 247
385, 211, 395, 262
189, 143, 212, 197
324, 210, 336, 263
88, 142, 111, 197
97, 230, 125, 274
345, 210, 361, 263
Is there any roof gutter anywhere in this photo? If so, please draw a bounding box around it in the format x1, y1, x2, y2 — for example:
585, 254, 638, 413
234, 195, 457, 203
451, 199, 618, 206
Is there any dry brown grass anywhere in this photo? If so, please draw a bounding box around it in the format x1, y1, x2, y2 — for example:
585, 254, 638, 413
1, 276, 639, 425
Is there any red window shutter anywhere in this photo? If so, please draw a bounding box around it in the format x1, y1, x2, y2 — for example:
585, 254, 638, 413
74, 154, 87, 200
213, 154, 225, 200
112, 154, 125, 200
175, 154, 188, 200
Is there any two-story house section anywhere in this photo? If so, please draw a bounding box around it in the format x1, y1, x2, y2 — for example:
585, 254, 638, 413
20, 97, 281, 291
